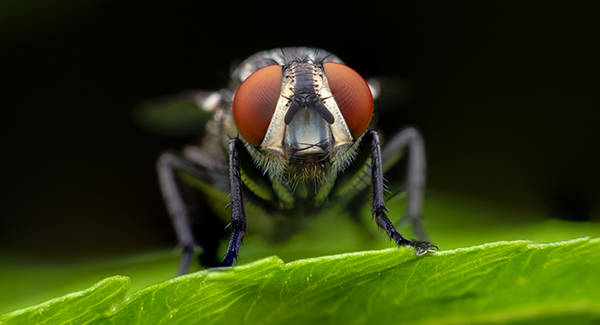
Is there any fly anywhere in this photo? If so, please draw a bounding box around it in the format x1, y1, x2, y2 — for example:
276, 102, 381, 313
138, 48, 438, 275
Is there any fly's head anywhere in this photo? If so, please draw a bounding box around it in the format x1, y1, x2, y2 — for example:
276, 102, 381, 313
232, 52, 374, 182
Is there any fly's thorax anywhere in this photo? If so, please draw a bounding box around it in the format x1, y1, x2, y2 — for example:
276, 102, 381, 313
204, 107, 242, 167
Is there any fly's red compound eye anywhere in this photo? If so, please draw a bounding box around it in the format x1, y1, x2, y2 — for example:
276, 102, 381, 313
233, 65, 282, 146
323, 62, 373, 138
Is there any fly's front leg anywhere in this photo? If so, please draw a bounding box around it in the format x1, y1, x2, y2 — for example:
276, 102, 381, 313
368, 130, 437, 255
157, 151, 204, 275
381, 127, 429, 241
222, 138, 247, 266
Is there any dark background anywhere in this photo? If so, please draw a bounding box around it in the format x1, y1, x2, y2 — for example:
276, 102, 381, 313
2, 2, 599, 260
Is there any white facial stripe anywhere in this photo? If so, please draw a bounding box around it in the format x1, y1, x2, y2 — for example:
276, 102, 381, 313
260, 61, 353, 159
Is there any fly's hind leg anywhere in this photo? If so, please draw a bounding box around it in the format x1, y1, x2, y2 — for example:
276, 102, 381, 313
368, 130, 437, 255
381, 127, 430, 242
157, 151, 226, 275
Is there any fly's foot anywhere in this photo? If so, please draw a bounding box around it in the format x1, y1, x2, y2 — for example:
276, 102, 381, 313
410, 240, 438, 255
219, 247, 239, 267
398, 214, 430, 242
177, 243, 202, 275
220, 255, 235, 267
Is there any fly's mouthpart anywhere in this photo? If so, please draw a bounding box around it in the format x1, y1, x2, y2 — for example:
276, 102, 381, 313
289, 139, 331, 161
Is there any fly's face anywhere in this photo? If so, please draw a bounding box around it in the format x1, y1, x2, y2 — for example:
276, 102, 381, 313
231, 57, 374, 180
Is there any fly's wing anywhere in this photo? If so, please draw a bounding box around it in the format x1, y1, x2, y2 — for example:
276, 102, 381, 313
365, 77, 412, 116
133, 90, 219, 137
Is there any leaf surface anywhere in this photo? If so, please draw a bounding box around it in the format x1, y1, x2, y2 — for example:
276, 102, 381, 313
2, 238, 597, 325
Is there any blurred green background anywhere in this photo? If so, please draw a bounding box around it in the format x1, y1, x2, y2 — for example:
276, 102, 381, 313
1, 0, 599, 313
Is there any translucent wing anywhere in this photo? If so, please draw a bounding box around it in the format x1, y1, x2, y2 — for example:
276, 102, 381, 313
133, 91, 216, 137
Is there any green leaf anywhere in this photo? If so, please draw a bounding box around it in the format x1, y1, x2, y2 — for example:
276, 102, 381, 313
0, 276, 129, 325
2, 238, 597, 325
